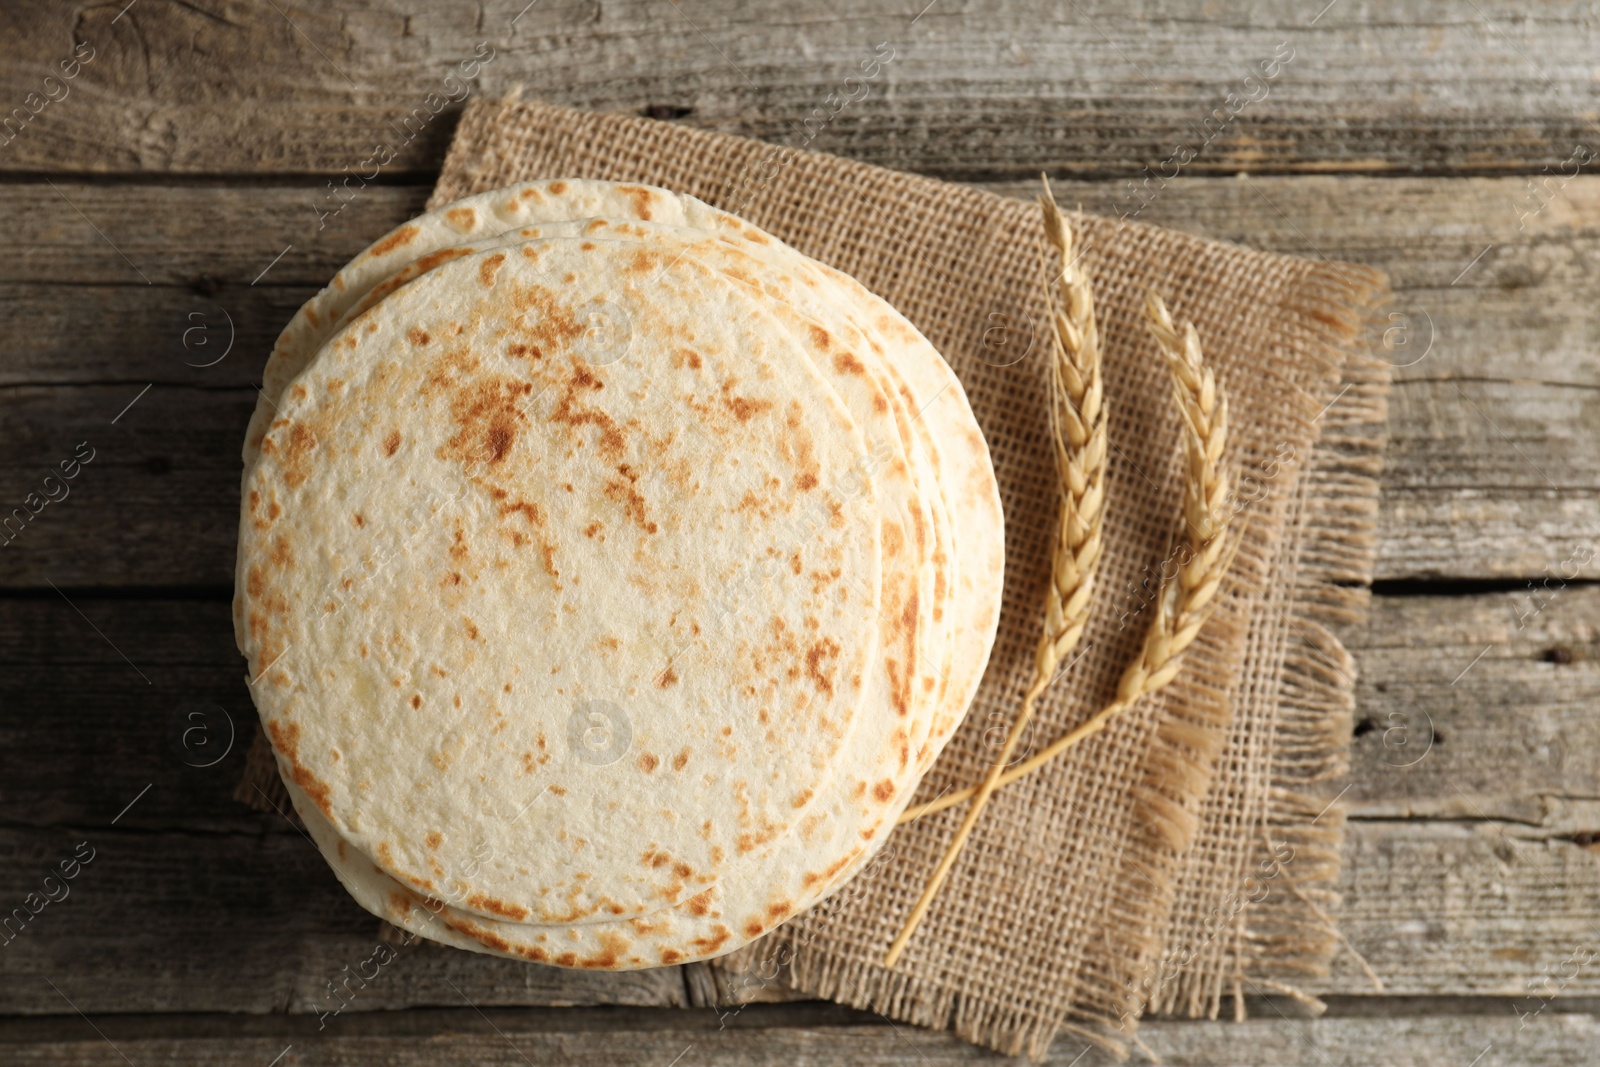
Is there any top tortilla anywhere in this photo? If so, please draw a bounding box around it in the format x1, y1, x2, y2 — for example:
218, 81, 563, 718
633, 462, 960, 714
239, 238, 884, 923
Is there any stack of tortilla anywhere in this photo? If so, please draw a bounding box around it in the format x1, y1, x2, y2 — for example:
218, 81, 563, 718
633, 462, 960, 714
234, 179, 1004, 969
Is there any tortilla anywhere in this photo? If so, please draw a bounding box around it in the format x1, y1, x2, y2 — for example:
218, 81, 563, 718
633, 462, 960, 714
237, 181, 1004, 967
240, 239, 884, 924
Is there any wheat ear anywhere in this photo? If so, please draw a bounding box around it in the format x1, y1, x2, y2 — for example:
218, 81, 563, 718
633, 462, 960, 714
884, 178, 1107, 968
896, 292, 1240, 827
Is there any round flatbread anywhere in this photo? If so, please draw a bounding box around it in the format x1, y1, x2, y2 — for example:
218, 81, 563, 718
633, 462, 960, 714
240, 239, 883, 924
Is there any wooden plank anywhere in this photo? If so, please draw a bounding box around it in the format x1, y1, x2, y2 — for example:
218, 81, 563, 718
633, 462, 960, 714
3, 1, 1597, 179
0, 384, 250, 589
0, 283, 315, 388
0, 827, 688, 1015
1, 1004, 1598, 1065
1319, 820, 1600, 997
6, 176, 1598, 583
1347, 588, 1600, 824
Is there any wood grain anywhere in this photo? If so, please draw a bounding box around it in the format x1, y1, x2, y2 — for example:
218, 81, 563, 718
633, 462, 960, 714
0, 826, 689, 1016
3, 0, 1596, 180
2, 177, 1597, 586
0, 1003, 1596, 1065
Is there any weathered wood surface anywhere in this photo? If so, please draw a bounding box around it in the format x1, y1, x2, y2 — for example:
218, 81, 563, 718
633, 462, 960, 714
4, 0, 1598, 180
2, 176, 1598, 588
3, 0, 1596, 1060
2, 1003, 1598, 1065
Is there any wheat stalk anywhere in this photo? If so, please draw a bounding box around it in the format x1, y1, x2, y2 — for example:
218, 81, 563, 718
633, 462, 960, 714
896, 292, 1240, 827
884, 177, 1107, 968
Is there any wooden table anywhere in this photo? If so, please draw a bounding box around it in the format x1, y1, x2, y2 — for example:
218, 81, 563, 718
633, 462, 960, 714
2, 2, 1596, 1063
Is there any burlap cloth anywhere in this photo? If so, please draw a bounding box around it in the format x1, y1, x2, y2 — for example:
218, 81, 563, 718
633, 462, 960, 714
238, 96, 1390, 1059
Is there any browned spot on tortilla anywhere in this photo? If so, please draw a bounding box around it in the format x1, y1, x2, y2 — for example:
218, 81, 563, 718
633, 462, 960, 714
780, 401, 820, 491
501, 499, 544, 526
625, 248, 661, 274
382, 429, 402, 457
883, 588, 920, 718
352, 513, 365, 528
441, 375, 530, 469
478, 251, 507, 288
743, 918, 764, 937
551, 360, 626, 455
466, 893, 530, 921
604, 463, 657, 533
266, 719, 333, 817
369, 224, 419, 257
791, 788, 813, 809
268, 535, 293, 570
290, 384, 307, 402
805, 638, 840, 697
807, 325, 832, 351
638, 752, 659, 773
883, 523, 904, 557
424, 831, 442, 850
673, 347, 702, 370
872, 778, 895, 802
767, 899, 791, 920
579, 241, 596, 251
279, 422, 318, 489
790, 552, 802, 575
408, 327, 430, 346
618, 184, 656, 221
656, 665, 678, 688
549, 180, 568, 194
583, 521, 603, 539
575, 932, 630, 969
691, 925, 732, 954
721, 380, 772, 423
463, 617, 479, 640
672, 748, 690, 771
833, 350, 866, 376
660, 948, 683, 964
446, 914, 517, 956
446, 207, 475, 229
247, 566, 264, 598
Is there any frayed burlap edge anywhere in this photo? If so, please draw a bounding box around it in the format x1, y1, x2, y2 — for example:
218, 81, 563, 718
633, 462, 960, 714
1142, 276, 1390, 1022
